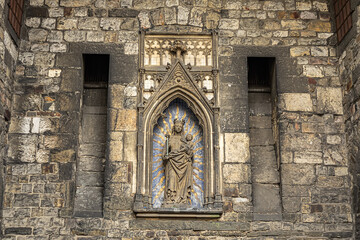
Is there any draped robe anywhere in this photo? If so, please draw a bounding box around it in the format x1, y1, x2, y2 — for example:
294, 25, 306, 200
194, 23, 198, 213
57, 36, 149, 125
163, 135, 193, 204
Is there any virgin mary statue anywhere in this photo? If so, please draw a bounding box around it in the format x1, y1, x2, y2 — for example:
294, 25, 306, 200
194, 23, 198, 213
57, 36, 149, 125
162, 118, 194, 205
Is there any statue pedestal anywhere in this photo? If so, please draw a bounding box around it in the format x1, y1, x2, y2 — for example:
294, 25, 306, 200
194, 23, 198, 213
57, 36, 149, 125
162, 202, 191, 209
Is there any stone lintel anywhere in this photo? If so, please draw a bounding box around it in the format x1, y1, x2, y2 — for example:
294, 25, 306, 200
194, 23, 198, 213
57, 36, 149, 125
133, 207, 223, 218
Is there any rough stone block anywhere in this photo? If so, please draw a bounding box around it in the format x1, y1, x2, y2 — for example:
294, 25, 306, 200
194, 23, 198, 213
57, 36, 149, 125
251, 146, 279, 184
109, 140, 123, 162
294, 151, 323, 164
79, 143, 106, 158
114, 109, 137, 131
27, 6, 49, 17
280, 93, 313, 112
109, 162, 129, 183
57, 18, 78, 30
105, 195, 133, 211
250, 129, 275, 146
61, 68, 82, 92
25, 17, 41, 28
205, 11, 220, 29
334, 167, 348, 176
164, 7, 177, 25
55, 92, 80, 111
42, 18, 56, 29
64, 31, 86, 42
188, 7, 205, 27
281, 20, 306, 30
124, 131, 137, 162
223, 163, 250, 183
311, 46, 328, 56
45, 0, 58, 7
74, 186, 103, 211
316, 87, 343, 115
249, 116, 271, 129
111, 54, 137, 84
29, 29, 48, 42
300, 11, 317, 20
308, 21, 331, 32
8, 135, 38, 163
264, 1, 284, 10
47, 30, 64, 42
48, 69, 61, 77
100, 18, 122, 30
59, 163, 73, 180
49, 7, 64, 17
50, 43, 67, 52
249, 101, 272, 116
56, 53, 82, 67
224, 133, 250, 163
43, 134, 75, 150
78, 18, 100, 30
219, 19, 239, 30
14, 194, 40, 207
138, 11, 151, 29
282, 133, 322, 151
178, 6, 190, 25
87, 31, 105, 42
283, 197, 301, 213
34, 52, 56, 67
124, 42, 138, 55
82, 114, 107, 143
83, 89, 107, 107
60, 0, 92, 7
253, 183, 281, 214
317, 176, 345, 188
221, 105, 248, 132
78, 157, 104, 172
282, 185, 310, 197
282, 164, 315, 185
9, 117, 31, 133
303, 65, 324, 78
18, 52, 35, 66
109, 8, 139, 17
290, 47, 310, 57
5, 228, 32, 235
76, 172, 104, 187
109, 84, 125, 109
50, 149, 75, 163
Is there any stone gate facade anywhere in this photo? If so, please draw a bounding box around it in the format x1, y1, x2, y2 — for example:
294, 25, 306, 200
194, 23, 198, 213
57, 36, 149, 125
0, 0, 360, 239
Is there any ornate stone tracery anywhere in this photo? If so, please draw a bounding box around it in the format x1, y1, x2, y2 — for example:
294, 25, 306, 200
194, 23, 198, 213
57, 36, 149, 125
134, 32, 223, 217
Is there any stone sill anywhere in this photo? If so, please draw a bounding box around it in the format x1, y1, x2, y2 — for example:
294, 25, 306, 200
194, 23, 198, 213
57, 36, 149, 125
134, 208, 223, 218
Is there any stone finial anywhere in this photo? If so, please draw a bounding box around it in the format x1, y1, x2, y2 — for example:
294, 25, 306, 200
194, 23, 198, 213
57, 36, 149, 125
170, 40, 187, 59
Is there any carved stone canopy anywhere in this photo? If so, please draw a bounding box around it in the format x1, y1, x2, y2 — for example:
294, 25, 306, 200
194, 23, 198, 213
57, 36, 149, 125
134, 33, 222, 218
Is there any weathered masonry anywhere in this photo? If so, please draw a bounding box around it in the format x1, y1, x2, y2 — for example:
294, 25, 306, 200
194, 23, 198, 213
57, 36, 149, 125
1, 0, 360, 239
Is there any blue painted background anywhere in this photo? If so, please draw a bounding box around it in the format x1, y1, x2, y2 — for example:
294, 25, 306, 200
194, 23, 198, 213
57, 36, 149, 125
152, 99, 204, 208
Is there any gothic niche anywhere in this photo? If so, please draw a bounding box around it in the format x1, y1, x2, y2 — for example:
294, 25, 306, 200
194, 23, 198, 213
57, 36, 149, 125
152, 99, 204, 208
134, 33, 222, 217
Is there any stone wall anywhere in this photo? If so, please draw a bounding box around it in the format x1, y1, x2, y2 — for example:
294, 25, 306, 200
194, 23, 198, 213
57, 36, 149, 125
340, 2, 360, 238
1, 0, 357, 239
0, 0, 19, 236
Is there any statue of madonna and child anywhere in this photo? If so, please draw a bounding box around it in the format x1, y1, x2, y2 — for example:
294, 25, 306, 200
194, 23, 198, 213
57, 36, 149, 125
162, 118, 194, 207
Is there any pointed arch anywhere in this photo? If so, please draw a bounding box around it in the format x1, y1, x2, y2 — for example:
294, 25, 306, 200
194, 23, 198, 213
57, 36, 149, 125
134, 58, 223, 217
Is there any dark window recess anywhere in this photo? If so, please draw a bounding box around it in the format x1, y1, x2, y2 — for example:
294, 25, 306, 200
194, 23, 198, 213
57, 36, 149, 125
8, 0, 24, 37
83, 54, 110, 88
334, 0, 353, 43
248, 57, 275, 92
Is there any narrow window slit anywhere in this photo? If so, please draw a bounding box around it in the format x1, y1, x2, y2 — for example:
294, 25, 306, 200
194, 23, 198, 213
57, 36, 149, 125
248, 57, 281, 221
74, 54, 109, 217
